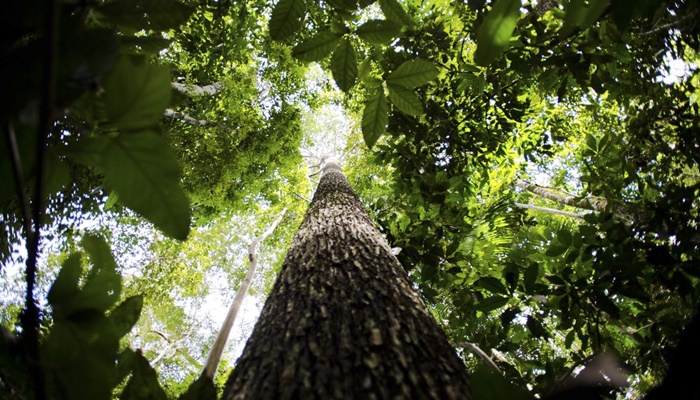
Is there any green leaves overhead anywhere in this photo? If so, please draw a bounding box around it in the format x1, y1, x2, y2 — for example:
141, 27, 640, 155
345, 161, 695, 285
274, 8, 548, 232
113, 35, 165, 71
474, 0, 522, 66
292, 32, 341, 62
362, 88, 388, 148
269, 0, 307, 40
102, 56, 171, 132
378, 0, 413, 26
331, 38, 358, 92
100, 131, 191, 240
386, 59, 439, 88
387, 84, 423, 116
356, 20, 402, 45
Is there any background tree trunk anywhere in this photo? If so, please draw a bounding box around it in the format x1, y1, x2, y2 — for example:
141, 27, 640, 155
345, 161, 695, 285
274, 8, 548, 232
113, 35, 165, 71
222, 161, 470, 400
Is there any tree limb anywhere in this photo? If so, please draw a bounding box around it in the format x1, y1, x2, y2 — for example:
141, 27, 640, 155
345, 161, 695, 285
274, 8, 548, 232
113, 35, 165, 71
201, 208, 288, 379
514, 202, 587, 220
163, 108, 233, 131
452, 342, 502, 374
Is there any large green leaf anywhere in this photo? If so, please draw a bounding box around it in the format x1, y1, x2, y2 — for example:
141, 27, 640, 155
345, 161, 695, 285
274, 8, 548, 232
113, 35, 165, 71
331, 38, 358, 92
102, 56, 171, 132
476, 276, 509, 295
110, 295, 143, 338
386, 59, 438, 88
120, 350, 168, 400
387, 83, 423, 116
47, 253, 83, 311
292, 32, 341, 62
269, 0, 306, 41
560, 0, 610, 37
97, 0, 194, 31
471, 363, 532, 400
361, 88, 388, 148
101, 131, 191, 240
356, 20, 402, 45
474, 0, 522, 66
79, 234, 122, 313
378, 0, 413, 26
475, 295, 509, 312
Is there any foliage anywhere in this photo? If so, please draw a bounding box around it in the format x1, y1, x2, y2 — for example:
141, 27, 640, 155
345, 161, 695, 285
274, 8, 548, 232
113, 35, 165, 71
1, 0, 699, 397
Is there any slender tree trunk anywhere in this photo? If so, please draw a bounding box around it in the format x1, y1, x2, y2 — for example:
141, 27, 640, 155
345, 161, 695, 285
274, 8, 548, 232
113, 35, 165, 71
222, 160, 470, 400
514, 202, 586, 219
202, 208, 287, 379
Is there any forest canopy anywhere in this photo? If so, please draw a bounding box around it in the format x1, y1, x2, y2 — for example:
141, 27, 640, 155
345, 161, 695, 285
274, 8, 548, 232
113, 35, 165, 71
1, 0, 699, 398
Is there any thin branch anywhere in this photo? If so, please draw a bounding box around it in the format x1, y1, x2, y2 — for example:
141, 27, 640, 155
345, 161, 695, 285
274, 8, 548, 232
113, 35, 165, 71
641, 8, 700, 36
201, 208, 288, 379
163, 108, 233, 131
452, 342, 502, 374
514, 202, 586, 220
3, 123, 34, 263
292, 191, 311, 203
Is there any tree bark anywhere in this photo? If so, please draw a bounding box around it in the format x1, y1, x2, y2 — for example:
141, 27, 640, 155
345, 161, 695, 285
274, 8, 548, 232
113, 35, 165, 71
222, 160, 470, 400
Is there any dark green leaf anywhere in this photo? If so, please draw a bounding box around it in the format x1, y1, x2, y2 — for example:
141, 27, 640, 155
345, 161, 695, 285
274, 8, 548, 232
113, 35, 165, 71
474, 0, 522, 66
526, 315, 549, 338
101, 56, 171, 132
595, 293, 621, 319
292, 32, 341, 62
269, 0, 306, 40
110, 295, 143, 338
471, 363, 532, 400
361, 88, 388, 148
120, 36, 171, 55
476, 276, 509, 295
523, 263, 539, 293
47, 253, 83, 309
331, 38, 358, 92
97, 0, 194, 31
120, 350, 167, 400
386, 59, 439, 88
101, 131, 191, 240
560, 0, 610, 37
476, 295, 509, 312
356, 20, 402, 45
378, 0, 413, 26
545, 244, 568, 257
80, 234, 121, 312
387, 83, 423, 116
178, 376, 217, 400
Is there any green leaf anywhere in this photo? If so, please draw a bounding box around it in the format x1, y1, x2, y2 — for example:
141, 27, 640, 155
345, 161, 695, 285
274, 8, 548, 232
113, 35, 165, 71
269, 0, 306, 41
120, 350, 168, 400
387, 83, 423, 116
476, 276, 509, 295
526, 315, 549, 338
545, 244, 568, 257
179, 376, 217, 400
47, 253, 83, 309
331, 38, 358, 92
102, 56, 171, 132
560, 0, 610, 37
557, 228, 572, 247
120, 36, 171, 55
378, 0, 413, 26
476, 295, 509, 312
356, 20, 402, 45
97, 0, 194, 31
523, 263, 539, 293
80, 234, 121, 313
110, 295, 143, 338
474, 0, 522, 66
361, 88, 388, 148
101, 131, 191, 240
386, 59, 439, 88
292, 32, 341, 62
471, 363, 532, 400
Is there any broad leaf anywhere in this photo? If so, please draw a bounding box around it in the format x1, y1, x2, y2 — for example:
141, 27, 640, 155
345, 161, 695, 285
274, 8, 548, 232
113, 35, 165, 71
476, 295, 509, 312
387, 83, 423, 116
80, 234, 122, 312
178, 376, 217, 400
269, 0, 306, 41
120, 350, 168, 400
110, 295, 143, 338
476, 276, 509, 295
102, 56, 171, 132
560, 0, 610, 37
331, 38, 358, 92
292, 32, 341, 62
386, 59, 438, 88
362, 88, 388, 148
471, 363, 532, 400
101, 131, 191, 240
378, 0, 412, 26
356, 20, 402, 45
474, 0, 522, 66
97, 0, 194, 31
47, 253, 83, 310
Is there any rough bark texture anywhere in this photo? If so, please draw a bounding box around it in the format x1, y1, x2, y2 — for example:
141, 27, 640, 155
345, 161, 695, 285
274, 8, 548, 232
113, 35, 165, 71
222, 161, 470, 400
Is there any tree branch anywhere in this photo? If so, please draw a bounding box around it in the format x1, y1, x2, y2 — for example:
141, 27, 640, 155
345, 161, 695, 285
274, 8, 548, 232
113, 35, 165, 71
514, 202, 587, 220
452, 342, 502, 374
163, 109, 234, 131
201, 208, 288, 379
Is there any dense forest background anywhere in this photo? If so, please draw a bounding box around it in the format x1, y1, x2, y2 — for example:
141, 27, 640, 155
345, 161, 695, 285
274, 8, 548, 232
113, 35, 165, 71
1, 0, 699, 398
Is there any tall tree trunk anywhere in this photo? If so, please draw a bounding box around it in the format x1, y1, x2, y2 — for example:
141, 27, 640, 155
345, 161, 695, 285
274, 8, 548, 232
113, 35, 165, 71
222, 160, 470, 400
